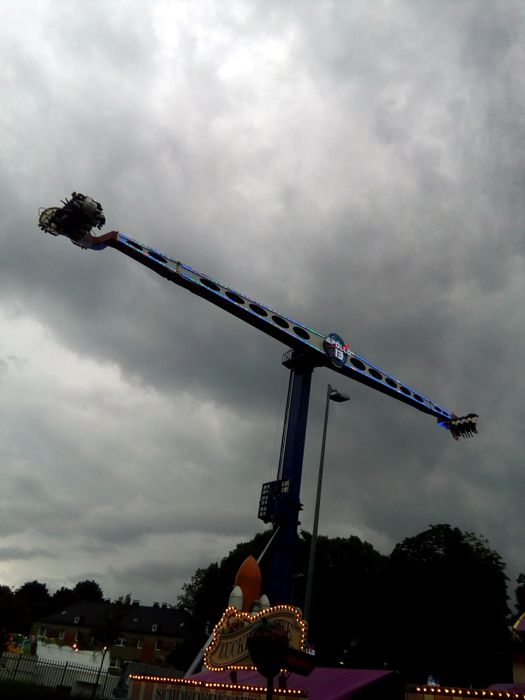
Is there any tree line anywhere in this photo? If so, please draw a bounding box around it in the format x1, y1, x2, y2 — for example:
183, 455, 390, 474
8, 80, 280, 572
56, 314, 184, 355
176, 524, 524, 687
0, 579, 105, 638
1, 524, 524, 687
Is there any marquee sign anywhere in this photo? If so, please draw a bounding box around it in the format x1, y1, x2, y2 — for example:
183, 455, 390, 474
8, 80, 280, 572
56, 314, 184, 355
204, 605, 307, 672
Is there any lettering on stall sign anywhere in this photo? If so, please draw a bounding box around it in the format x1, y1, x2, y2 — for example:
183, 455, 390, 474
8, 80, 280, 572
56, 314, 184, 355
150, 684, 306, 700
215, 634, 248, 662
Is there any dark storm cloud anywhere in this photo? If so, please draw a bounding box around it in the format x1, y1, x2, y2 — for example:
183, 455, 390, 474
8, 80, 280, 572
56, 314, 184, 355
1, 0, 524, 604
0, 547, 51, 562
79, 503, 259, 547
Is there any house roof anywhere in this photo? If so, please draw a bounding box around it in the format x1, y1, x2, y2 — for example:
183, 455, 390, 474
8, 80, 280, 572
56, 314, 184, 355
37, 602, 187, 637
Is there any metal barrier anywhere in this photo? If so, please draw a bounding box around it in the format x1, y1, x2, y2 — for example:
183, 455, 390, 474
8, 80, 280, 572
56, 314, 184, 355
0, 651, 119, 697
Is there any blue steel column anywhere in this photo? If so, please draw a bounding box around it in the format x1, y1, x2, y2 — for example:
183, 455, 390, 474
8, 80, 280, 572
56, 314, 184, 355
265, 352, 317, 605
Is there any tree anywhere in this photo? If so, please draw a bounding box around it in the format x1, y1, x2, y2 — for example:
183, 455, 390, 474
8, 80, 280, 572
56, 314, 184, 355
175, 529, 387, 669
52, 586, 78, 609
73, 580, 104, 603
50, 580, 105, 612
91, 596, 130, 649
516, 574, 525, 615
298, 532, 387, 667
381, 524, 511, 687
15, 580, 50, 608
0, 586, 15, 636
14, 581, 51, 633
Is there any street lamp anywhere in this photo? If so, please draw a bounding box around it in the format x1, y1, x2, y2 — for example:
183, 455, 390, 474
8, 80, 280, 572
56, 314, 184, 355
93, 646, 108, 697
303, 384, 350, 624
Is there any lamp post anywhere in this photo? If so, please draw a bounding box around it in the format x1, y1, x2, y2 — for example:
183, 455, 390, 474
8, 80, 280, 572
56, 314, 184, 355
93, 646, 107, 697
303, 384, 350, 624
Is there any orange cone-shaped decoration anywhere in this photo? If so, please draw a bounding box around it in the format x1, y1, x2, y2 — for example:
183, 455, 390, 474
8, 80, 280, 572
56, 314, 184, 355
234, 555, 262, 612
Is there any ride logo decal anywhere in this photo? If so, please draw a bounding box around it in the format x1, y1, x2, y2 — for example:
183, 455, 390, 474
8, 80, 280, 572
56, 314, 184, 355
323, 332, 349, 368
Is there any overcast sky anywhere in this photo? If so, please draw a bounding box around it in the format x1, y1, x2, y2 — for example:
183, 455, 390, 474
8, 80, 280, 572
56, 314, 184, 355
1, 0, 524, 610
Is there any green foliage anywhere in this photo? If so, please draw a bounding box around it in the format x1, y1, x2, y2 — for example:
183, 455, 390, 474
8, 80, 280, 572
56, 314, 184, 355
297, 532, 388, 668
0, 578, 107, 636
382, 524, 511, 686
51, 587, 78, 609
116, 593, 132, 606
175, 524, 512, 686
516, 573, 525, 614
0, 585, 15, 632
175, 530, 389, 669
15, 581, 50, 608
13, 581, 51, 634
73, 580, 104, 603
51, 580, 105, 610
91, 597, 129, 647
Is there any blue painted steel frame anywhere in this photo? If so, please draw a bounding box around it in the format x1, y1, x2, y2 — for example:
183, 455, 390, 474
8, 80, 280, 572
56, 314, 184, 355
100, 232, 455, 422
265, 353, 315, 605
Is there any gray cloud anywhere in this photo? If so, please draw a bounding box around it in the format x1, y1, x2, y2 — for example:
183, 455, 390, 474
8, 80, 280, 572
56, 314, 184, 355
1, 0, 524, 605
0, 547, 52, 562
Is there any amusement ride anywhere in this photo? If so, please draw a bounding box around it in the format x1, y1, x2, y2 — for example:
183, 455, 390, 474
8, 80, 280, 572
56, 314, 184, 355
39, 193, 478, 609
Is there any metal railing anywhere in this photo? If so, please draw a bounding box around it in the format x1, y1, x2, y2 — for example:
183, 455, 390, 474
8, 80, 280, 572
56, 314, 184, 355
0, 651, 119, 697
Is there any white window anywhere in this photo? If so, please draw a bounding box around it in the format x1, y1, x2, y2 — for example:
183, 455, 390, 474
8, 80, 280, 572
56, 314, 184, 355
151, 624, 158, 632
115, 638, 125, 647
137, 638, 143, 649
74, 617, 80, 623
58, 630, 65, 640
155, 639, 161, 651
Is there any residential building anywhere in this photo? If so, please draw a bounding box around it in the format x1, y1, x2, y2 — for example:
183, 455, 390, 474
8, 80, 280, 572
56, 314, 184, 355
32, 600, 187, 670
